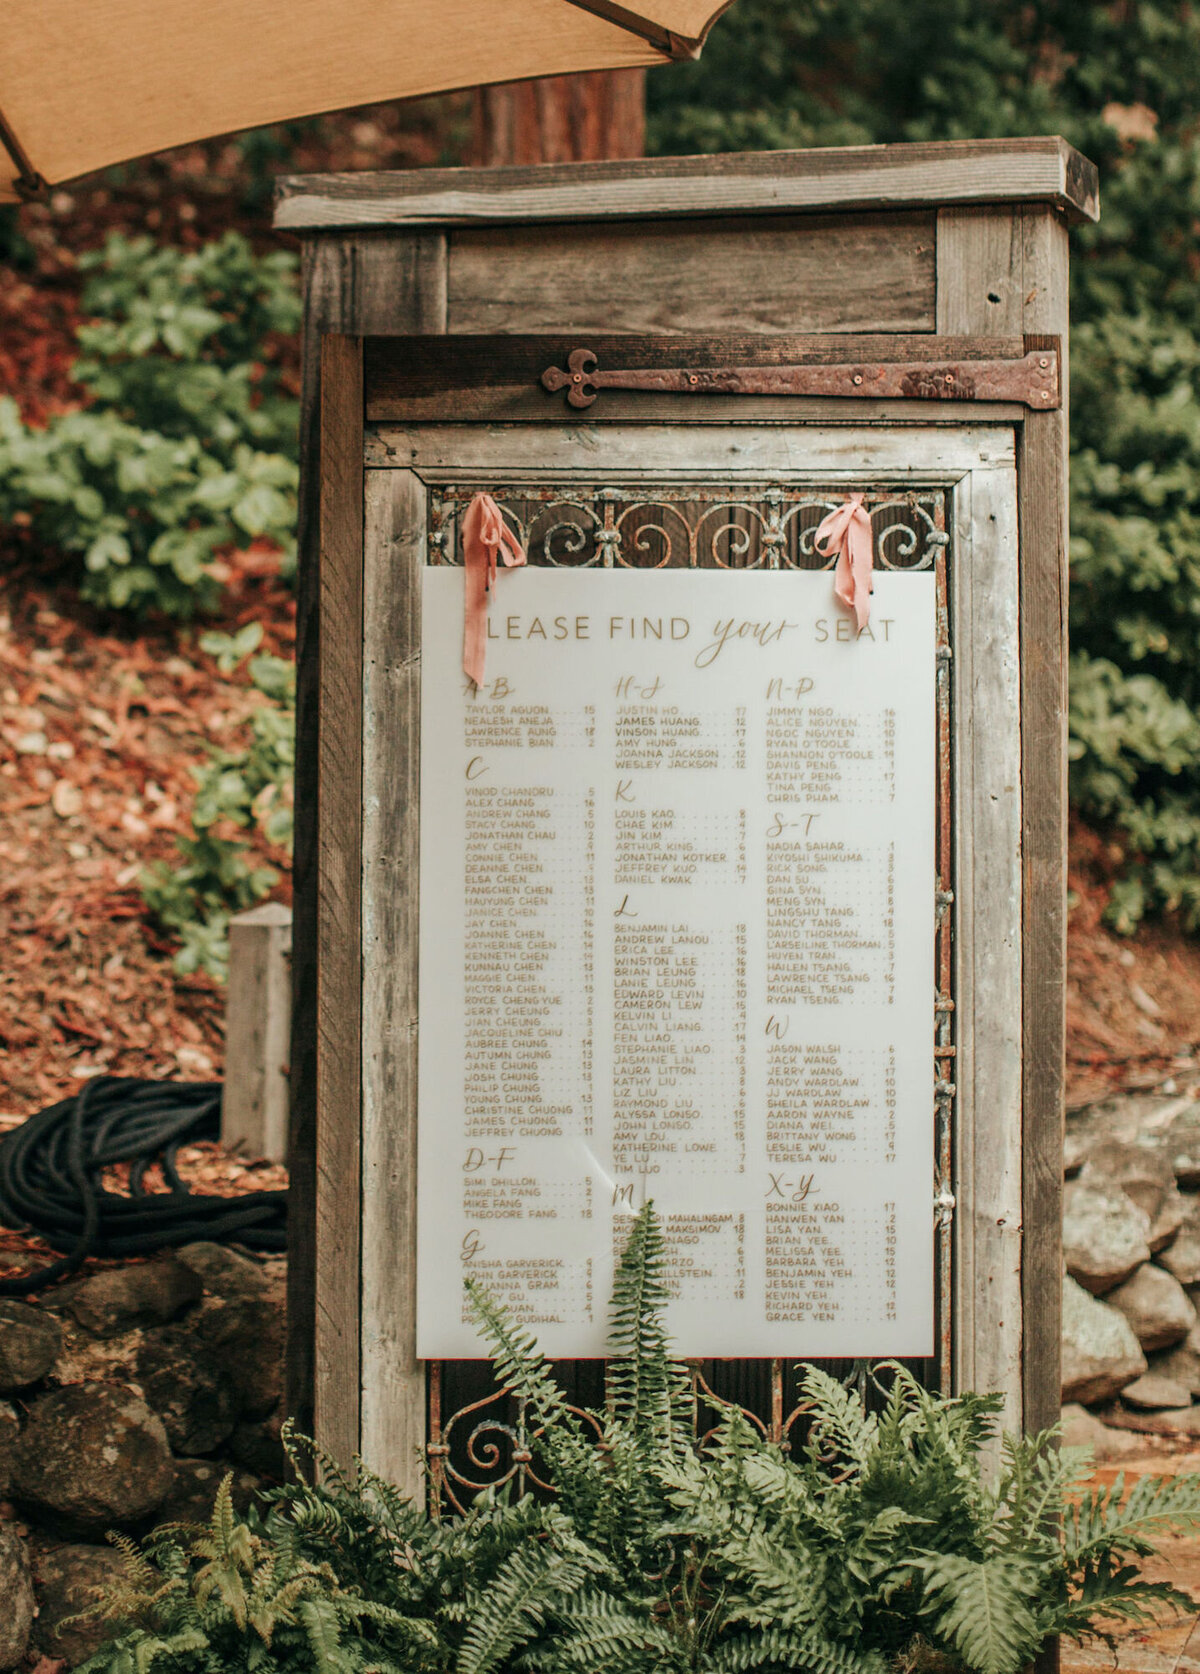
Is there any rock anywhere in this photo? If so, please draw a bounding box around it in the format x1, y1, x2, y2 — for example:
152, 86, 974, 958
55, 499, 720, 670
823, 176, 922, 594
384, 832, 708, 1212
51, 1320, 144, 1386
175, 1242, 270, 1297
1165, 1102, 1200, 1188
1062, 1273, 1147, 1404
1064, 1132, 1090, 1177
1071, 1095, 1200, 1192
228, 1412, 287, 1479
1106, 1262, 1197, 1350
0, 1301, 62, 1393
1149, 1328, 1200, 1395
13, 1383, 175, 1535
1060, 1403, 1147, 1460
192, 1292, 283, 1419
1138, 1405, 1200, 1437
1119, 1373, 1193, 1410
136, 1326, 238, 1455
0, 1400, 17, 1496
1063, 1182, 1152, 1294
1080, 1140, 1186, 1252
69, 1260, 202, 1339
0, 1527, 34, 1669
1162, 1242, 1200, 1289
156, 1459, 263, 1527
1152, 1191, 1189, 1252
31, 1542, 125, 1665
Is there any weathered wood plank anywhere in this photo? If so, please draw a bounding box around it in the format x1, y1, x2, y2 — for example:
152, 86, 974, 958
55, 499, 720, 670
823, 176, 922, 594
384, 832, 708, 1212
447, 213, 935, 335
223, 903, 292, 1164
1018, 209, 1071, 1442
934, 210, 1026, 1429
289, 233, 447, 1442
950, 462, 1024, 1434
934, 203, 1070, 1442
316, 333, 365, 1470
360, 469, 426, 1498
364, 332, 1029, 421
274, 136, 1099, 230
936, 207, 1025, 336
364, 419, 1016, 479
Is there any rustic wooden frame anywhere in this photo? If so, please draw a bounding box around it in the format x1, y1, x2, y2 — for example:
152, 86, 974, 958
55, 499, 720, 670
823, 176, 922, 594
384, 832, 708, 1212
320, 401, 1026, 1476
294, 143, 1086, 1462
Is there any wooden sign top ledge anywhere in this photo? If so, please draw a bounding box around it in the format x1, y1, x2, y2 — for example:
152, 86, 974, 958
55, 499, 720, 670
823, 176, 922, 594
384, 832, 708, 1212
273, 135, 1099, 232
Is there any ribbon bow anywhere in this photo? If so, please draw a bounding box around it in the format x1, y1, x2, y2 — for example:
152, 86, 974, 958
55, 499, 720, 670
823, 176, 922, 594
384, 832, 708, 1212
814, 493, 873, 632
462, 492, 526, 685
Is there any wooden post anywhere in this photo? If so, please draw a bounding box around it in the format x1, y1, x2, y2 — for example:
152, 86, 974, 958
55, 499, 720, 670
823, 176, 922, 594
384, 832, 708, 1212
223, 903, 293, 1162
470, 69, 645, 165
287, 234, 447, 1439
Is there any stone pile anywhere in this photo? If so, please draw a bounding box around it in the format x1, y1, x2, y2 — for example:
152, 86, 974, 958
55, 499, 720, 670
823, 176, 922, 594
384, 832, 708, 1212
0, 1242, 284, 1668
1063, 1089, 1200, 1439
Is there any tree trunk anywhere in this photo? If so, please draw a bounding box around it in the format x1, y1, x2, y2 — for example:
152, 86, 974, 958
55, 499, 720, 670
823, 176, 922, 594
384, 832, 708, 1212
471, 69, 645, 165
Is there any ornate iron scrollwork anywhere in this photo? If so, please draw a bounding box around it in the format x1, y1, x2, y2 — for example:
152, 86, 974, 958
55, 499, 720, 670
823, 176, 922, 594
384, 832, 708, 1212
429, 483, 946, 574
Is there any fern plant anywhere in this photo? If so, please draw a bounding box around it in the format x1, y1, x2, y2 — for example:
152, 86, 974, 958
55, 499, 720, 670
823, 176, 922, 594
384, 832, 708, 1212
467, 1204, 1200, 1674
74, 1475, 438, 1674
78, 1205, 1200, 1674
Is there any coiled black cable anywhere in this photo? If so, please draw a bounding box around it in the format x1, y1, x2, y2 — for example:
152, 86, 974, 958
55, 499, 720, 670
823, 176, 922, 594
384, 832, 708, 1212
0, 1075, 287, 1296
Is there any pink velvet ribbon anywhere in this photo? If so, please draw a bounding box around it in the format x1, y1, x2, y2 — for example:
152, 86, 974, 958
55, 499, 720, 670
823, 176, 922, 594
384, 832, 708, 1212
814, 492, 873, 632
462, 492, 526, 685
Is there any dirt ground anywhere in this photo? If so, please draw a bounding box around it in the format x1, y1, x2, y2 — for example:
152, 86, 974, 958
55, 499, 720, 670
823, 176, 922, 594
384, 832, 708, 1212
0, 556, 293, 1118
1060, 1447, 1200, 1674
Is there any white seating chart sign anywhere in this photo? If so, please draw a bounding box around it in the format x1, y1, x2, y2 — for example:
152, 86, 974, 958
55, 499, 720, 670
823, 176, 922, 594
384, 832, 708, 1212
416, 566, 935, 1360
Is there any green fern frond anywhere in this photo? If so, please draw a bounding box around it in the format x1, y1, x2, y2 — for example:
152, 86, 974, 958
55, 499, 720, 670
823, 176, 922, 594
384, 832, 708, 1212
910, 1552, 1041, 1674
799, 1366, 881, 1473
548, 1588, 678, 1662
1065, 1469, 1200, 1567
1052, 1575, 1196, 1641
992, 1434, 1089, 1559
137, 1628, 209, 1674
709, 1626, 885, 1674
606, 1201, 692, 1445
465, 1277, 606, 1506
715, 1529, 826, 1631
455, 1544, 592, 1674
299, 1594, 356, 1674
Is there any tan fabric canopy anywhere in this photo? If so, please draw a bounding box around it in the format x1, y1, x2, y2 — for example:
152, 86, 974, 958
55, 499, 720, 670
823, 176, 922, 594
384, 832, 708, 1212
0, 0, 734, 201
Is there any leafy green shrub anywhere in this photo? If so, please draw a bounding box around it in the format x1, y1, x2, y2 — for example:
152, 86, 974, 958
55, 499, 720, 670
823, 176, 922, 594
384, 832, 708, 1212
73, 232, 300, 459
0, 232, 299, 616
141, 623, 294, 980
79, 1207, 1200, 1674
649, 0, 1200, 928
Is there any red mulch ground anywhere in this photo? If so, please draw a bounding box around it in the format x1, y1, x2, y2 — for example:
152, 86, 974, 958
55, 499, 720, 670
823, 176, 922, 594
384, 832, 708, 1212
1067, 818, 1200, 1108
0, 550, 293, 1120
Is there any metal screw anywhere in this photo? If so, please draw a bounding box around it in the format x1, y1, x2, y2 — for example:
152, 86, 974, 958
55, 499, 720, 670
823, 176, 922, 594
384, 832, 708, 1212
1040, 390, 1050, 400
1039, 356, 1049, 368
852, 374, 863, 385
688, 373, 699, 385
944, 373, 954, 384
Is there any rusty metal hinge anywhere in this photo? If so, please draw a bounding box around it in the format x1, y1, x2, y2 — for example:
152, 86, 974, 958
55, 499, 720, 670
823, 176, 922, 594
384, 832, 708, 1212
541, 346, 1061, 410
